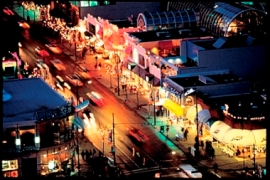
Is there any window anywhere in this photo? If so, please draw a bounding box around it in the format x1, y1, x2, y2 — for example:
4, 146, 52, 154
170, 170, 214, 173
80, 1, 98, 7
100, 1, 116, 5
138, 54, 146, 67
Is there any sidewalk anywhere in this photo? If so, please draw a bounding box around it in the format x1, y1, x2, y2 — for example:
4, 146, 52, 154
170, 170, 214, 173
43, 29, 266, 178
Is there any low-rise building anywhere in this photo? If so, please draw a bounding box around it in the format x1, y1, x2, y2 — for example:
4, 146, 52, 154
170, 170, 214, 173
3, 78, 77, 177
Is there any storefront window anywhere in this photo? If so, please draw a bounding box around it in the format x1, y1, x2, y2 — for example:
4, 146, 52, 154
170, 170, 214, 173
80, 1, 98, 7
2, 160, 19, 178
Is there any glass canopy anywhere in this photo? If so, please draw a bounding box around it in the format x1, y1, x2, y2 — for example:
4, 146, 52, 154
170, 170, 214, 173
137, 9, 199, 31
167, 2, 266, 37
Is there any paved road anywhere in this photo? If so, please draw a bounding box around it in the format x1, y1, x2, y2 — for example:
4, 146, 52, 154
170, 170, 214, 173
20, 22, 192, 178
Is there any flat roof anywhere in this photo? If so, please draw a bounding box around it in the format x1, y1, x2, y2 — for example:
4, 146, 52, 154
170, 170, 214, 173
191, 35, 266, 50
3, 78, 68, 128
128, 27, 212, 42
170, 73, 241, 87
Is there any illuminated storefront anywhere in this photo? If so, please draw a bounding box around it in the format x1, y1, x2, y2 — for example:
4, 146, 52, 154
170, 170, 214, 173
2, 160, 19, 178
2, 59, 17, 79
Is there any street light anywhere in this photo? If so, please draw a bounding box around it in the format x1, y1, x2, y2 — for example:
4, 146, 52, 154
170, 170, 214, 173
184, 88, 199, 159
146, 74, 156, 125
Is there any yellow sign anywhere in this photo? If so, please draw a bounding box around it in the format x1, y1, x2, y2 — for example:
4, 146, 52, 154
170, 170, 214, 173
163, 99, 184, 116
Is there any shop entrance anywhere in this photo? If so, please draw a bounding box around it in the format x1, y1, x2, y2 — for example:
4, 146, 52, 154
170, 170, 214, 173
21, 158, 37, 177
21, 132, 35, 147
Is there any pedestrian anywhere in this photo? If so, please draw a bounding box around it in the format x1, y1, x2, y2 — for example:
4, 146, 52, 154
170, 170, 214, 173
81, 150, 86, 161
92, 148, 96, 157
183, 128, 189, 141
89, 149, 93, 158
213, 162, 218, 173
85, 150, 90, 161
200, 140, 205, 149
81, 128, 84, 137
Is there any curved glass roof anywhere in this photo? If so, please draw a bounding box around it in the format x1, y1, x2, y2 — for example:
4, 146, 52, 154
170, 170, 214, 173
167, 2, 267, 37
137, 9, 199, 31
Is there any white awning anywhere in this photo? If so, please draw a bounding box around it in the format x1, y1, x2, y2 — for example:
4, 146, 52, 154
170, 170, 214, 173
210, 120, 231, 143
223, 129, 255, 146
252, 129, 266, 145
197, 109, 211, 123
186, 104, 202, 122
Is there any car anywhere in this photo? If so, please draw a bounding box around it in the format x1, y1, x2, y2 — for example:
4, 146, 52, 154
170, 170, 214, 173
17, 20, 30, 29
65, 75, 83, 86
76, 65, 92, 80
86, 91, 105, 107
35, 59, 48, 69
35, 46, 50, 57
55, 75, 71, 90
50, 59, 66, 71
74, 73, 92, 84
45, 44, 62, 54
128, 127, 149, 142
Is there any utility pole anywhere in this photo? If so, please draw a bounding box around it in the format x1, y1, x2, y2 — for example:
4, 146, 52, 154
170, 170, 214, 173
76, 83, 80, 177
153, 85, 156, 126
112, 113, 116, 166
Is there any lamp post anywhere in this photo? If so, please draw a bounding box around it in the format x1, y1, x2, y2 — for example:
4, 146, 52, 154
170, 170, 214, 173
184, 88, 199, 159
114, 54, 120, 96
146, 74, 156, 125
252, 144, 256, 171
112, 113, 116, 166
75, 82, 80, 177
124, 83, 129, 102
95, 56, 98, 65
15, 124, 21, 153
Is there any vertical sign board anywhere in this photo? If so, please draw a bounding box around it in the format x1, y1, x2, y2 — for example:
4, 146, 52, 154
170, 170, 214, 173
3, 60, 17, 79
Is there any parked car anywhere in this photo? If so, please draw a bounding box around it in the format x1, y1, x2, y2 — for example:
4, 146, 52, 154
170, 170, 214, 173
86, 91, 105, 107
50, 59, 66, 71
35, 46, 50, 57
128, 127, 149, 142
45, 44, 62, 54
65, 75, 83, 86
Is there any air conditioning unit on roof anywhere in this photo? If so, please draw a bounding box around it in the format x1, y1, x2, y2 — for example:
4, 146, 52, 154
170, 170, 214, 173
178, 29, 192, 35
156, 31, 170, 37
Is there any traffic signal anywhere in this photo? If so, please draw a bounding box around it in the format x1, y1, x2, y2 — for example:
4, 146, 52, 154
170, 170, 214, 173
160, 126, 164, 133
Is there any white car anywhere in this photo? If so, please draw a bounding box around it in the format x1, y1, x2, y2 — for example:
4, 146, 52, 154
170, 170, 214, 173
86, 91, 105, 107
65, 75, 83, 86
55, 75, 71, 90
35, 59, 48, 69
50, 59, 66, 71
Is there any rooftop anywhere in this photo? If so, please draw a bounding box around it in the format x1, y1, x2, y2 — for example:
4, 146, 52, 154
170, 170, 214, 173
191, 35, 266, 50
3, 78, 68, 128
128, 27, 212, 42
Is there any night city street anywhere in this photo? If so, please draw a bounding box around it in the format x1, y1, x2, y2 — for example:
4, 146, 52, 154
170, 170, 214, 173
2, 1, 267, 179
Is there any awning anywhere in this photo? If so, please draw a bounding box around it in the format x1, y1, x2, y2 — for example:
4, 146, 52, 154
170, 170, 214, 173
75, 100, 89, 112
163, 99, 183, 116
252, 129, 266, 145
197, 109, 211, 123
158, 40, 173, 49
223, 129, 256, 146
210, 120, 232, 143
186, 104, 202, 122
